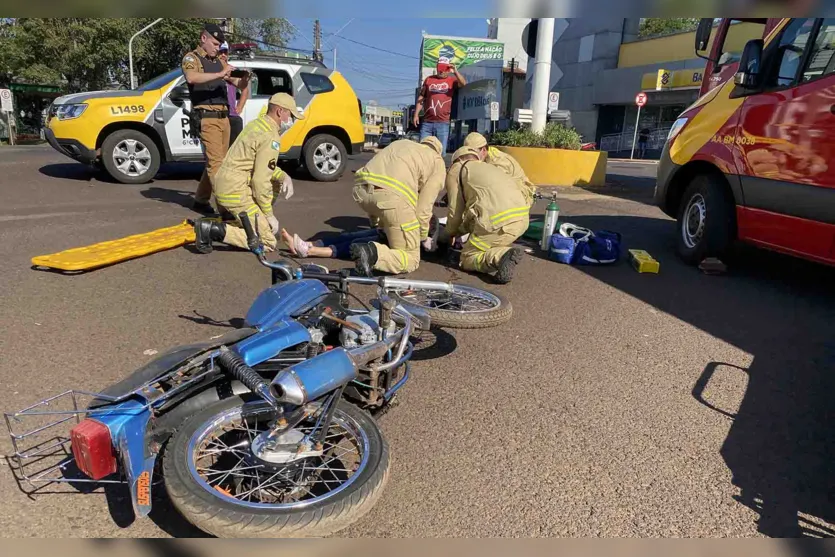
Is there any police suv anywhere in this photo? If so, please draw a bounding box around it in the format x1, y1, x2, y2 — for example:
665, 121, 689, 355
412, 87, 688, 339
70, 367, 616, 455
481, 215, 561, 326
45, 47, 364, 184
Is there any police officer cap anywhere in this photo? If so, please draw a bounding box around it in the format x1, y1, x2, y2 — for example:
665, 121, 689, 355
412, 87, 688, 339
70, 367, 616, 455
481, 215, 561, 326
203, 23, 225, 43
420, 136, 443, 155
269, 93, 305, 120
463, 132, 487, 149
452, 146, 480, 162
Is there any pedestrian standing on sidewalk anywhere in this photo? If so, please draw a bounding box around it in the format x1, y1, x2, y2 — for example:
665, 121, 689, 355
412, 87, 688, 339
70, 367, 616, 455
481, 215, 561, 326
413, 59, 467, 154
219, 42, 250, 147
638, 128, 650, 159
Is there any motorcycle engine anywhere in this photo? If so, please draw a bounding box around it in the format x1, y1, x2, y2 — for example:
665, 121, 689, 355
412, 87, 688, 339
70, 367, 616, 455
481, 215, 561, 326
340, 311, 395, 348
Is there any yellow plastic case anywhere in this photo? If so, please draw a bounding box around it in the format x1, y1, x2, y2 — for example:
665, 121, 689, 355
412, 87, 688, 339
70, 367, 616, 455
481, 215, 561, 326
628, 249, 660, 274
32, 220, 195, 272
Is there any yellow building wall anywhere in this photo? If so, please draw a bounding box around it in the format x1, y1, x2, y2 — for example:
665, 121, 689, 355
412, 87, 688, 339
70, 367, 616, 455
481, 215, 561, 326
618, 23, 766, 69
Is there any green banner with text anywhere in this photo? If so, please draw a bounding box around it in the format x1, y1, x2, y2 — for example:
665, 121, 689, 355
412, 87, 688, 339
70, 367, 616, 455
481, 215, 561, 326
421, 38, 504, 68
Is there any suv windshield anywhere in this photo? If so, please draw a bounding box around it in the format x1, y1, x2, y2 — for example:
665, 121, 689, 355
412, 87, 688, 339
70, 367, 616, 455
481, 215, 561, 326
137, 69, 182, 92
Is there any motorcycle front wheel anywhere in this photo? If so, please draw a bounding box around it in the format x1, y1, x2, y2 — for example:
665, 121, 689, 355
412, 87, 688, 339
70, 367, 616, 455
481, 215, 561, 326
390, 284, 512, 329
163, 396, 389, 538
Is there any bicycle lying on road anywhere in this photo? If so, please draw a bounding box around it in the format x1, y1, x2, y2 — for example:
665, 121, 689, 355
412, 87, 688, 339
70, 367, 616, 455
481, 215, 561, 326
5, 212, 511, 537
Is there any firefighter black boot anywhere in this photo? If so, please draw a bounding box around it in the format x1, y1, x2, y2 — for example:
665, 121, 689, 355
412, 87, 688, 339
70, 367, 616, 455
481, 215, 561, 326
350, 242, 378, 277
494, 247, 524, 284
194, 218, 226, 254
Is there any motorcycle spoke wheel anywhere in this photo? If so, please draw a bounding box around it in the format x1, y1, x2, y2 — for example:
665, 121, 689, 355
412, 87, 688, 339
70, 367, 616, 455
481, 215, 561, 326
188, 404, 368, 509
390, 285, 513, 329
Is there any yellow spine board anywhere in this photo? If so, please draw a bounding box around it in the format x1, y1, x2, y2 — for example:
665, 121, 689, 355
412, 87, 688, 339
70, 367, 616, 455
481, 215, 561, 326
32, 220, 196, 272
628, 249, 660, 274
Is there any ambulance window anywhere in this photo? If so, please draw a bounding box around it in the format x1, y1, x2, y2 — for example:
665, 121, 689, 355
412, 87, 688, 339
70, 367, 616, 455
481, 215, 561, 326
773, 18, 816, 87
301, 73, 335, 94
800, 19, 835, 82
250, 69, 293, 97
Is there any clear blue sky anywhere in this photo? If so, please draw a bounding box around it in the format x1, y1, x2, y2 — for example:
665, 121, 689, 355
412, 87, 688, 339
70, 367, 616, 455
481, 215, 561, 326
286, 18, 488, 108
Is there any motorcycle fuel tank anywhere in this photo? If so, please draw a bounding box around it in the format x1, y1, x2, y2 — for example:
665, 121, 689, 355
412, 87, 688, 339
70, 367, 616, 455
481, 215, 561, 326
245, 279, 330, 330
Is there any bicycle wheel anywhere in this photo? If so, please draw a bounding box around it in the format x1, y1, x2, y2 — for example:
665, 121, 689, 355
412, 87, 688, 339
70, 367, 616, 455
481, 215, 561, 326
390, 284, 512, 329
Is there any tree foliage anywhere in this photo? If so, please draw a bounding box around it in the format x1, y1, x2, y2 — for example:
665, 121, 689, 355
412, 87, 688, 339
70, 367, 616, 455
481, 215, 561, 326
0, 18, 293, 92
233, 18, 295, 49
639, 18, 701, 38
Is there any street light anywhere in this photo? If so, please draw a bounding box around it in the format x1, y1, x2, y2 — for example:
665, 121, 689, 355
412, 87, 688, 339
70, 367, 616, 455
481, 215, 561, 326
129, 18, 164, 89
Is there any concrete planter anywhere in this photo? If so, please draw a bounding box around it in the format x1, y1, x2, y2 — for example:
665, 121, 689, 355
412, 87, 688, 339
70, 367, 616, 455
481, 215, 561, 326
495, 146, 608, 187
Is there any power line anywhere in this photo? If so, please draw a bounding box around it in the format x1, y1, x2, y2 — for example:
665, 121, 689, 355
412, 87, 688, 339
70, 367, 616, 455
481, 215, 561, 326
327, 34, 419, 59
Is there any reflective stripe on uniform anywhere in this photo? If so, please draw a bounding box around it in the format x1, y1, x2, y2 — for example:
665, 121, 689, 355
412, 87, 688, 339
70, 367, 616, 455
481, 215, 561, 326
400, 219, 420, 232
245, 205, 260, 216
395, 249, 408, 270
488, 146, 500, 159
271, 166, 285, 181
216, 193, 242, 204
474, 252, 486, 271
255, 117, 271, 133
469, 235, 490, 251
355, 170, 418, 206
491, 206, 529, 226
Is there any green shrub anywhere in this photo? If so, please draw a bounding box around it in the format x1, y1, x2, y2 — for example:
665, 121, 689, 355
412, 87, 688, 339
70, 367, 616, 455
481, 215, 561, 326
491, 122, 583, 150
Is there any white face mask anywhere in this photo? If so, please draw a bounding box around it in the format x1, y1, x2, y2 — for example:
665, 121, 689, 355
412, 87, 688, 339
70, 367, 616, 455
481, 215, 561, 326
279, 111, 294, 133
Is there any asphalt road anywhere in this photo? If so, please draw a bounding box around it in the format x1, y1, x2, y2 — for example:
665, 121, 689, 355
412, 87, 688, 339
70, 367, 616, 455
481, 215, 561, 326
1, 145, 833, 538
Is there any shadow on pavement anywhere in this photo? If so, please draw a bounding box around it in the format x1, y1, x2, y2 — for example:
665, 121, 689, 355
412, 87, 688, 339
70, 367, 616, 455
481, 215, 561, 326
576, 173, 658, 206
141, 187, 197, 211
411, 326, 458, 362
39, 163, 110, 183
178, 311, 246, 329
541, 213, 835, 537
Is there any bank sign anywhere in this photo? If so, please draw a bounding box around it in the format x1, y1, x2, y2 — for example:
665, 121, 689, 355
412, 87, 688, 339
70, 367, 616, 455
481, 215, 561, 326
422, 38, 505, 68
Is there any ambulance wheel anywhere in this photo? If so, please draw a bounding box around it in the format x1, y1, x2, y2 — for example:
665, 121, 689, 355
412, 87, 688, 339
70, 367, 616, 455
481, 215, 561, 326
304, 134, 346, 182
101, 129, 161, 185
676, 174, 736, 265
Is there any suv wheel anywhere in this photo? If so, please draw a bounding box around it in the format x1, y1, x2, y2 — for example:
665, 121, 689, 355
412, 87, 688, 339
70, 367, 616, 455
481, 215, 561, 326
676, 174, 736, 264
101, 129, 161, 185
304, 134, 346, 182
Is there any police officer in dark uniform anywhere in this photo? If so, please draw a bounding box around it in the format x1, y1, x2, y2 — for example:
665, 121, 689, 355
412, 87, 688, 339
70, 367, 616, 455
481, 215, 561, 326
181, 23, 246, 215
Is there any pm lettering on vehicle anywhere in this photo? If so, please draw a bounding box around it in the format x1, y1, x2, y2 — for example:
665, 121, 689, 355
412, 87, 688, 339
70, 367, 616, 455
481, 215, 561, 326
110, 105, 145, 115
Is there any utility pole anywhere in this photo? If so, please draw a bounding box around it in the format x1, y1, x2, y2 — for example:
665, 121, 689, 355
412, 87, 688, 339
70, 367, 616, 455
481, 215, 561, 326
333, 47, 337, 70
530, 18, 555, 133
129, 18, 163, 89
505, 58, 515, 119
313, 19, 322, 62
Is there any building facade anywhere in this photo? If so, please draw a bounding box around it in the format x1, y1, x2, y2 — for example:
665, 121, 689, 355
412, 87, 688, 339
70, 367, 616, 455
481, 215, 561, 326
513, 18, 763, 156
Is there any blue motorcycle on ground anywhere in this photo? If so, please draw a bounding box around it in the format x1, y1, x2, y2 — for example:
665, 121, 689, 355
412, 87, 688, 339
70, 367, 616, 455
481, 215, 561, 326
5, 213, 511, 537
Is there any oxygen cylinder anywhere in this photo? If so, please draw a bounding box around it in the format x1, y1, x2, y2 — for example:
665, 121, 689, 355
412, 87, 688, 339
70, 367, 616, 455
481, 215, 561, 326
540, 195, 560, 251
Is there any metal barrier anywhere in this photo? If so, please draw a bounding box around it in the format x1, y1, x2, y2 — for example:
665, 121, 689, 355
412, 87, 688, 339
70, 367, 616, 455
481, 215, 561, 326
600, 128, 671, 154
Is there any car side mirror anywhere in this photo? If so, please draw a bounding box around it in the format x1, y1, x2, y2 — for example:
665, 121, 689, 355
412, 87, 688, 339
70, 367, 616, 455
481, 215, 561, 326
695, 18, 713, 53
169, 84, 190, 102
734, 39, 764, 88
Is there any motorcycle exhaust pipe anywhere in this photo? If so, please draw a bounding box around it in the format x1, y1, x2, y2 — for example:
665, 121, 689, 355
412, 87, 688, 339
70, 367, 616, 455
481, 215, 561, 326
269, 335, 403, 406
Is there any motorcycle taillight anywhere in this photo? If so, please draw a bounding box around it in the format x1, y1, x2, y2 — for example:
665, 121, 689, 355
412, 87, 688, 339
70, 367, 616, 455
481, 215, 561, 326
70, 419, 117, 480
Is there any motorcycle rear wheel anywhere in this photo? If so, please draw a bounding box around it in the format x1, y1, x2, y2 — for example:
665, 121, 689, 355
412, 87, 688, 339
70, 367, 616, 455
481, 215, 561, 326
163, 396, 389, 538
390, 284, 512, 329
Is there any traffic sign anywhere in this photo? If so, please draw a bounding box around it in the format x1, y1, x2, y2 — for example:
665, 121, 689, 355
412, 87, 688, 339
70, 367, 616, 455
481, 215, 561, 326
490, 101, 499, 121
635, 92, 647, 107
548, 92, 560, 112
0, 89, 12, 112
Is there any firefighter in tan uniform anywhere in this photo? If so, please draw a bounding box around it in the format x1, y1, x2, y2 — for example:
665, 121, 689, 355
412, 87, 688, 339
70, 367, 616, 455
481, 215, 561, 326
350, 136, 446, 276
193, 93, 301, 254
445, 146, 529, 283
463, 132, 536, 206
182, 23, 249, 215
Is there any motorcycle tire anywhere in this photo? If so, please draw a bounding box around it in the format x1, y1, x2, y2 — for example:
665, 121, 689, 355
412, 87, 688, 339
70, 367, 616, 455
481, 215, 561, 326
390, 284, 512, 329
163, 396, 389, 538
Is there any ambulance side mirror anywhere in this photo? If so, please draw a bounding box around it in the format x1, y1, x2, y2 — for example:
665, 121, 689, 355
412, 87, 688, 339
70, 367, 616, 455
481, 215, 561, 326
734, 39, 763, 89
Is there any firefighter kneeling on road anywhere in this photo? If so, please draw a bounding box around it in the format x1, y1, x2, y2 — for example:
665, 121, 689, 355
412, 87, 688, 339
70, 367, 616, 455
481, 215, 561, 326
463, 132, 536, 206
350, 136, 447, 276
445, 146, 529, 284
194, 93, 301, 254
